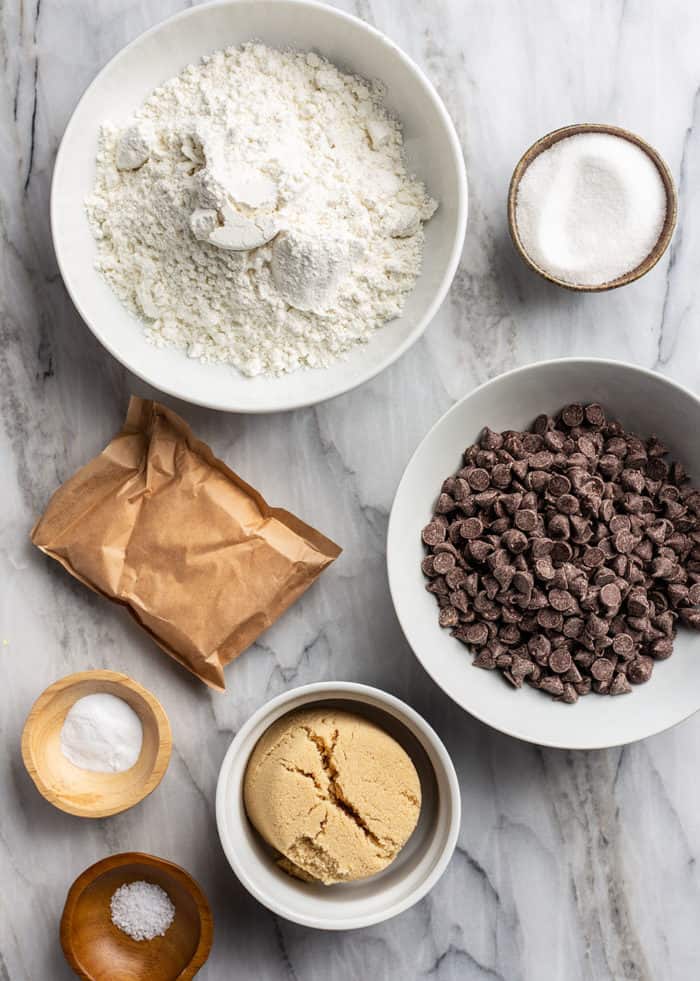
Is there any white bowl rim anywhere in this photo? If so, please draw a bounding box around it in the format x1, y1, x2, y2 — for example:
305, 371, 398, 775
387, 356, 700, 750
215, 680, 461, 929
50, 0, 468, 414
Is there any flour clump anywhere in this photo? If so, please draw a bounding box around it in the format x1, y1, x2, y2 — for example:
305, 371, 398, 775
86, 44, 437, 377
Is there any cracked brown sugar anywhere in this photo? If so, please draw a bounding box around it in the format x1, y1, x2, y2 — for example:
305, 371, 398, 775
243, 708, 421, 885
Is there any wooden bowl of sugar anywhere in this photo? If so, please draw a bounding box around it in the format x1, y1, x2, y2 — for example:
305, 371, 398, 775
508, 123, 678, 291
21, 670, 171, 818
61, 852, 213, 981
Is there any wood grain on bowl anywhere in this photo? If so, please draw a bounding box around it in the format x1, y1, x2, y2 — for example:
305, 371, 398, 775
21, 670, 171, 818
60, 852, 213, 980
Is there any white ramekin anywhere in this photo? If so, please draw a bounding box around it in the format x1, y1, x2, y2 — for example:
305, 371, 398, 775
215, 681, 460, 929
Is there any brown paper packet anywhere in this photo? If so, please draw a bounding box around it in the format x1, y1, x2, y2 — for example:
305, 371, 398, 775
31, 398, 341, 690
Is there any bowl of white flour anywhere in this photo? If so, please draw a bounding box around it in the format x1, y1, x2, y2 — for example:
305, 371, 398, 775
51, 0, 467, 412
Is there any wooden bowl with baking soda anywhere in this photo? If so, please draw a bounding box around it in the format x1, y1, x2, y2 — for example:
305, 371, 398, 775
508, 123, 678, 291
21, 670, 171, 818
60, 852, 213, 981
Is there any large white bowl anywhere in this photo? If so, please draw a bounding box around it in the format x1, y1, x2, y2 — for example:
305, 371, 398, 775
388, 359, 700, 750
51, 0, 467, 413
215, 682, 460, 929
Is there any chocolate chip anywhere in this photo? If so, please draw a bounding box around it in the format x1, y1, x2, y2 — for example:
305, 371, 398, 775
522, 434, 543, 454
512, 570, 534, 594
511, 654, 534, 680
527, 470, 551, 493
549, 649, 572, 674
433, 552, 456, 575
650, 637, 674, 660
599, 454, 622, 478
467, 468, 490, 492
651, 556, 676, 579
537, 608, 564, 631
626, 591, 649, 618
539, 675, 565, 697
469, 540, 492, 563
688, 583, 700, 605
610, 672, 632, 695
421, 556, 437, 577
583, 547, 605, 568
600, 583, 621, 609
562, 617, 584, 639
480, 427, 503, 451
613, 531, 637, 555
502, 528, 528, 554
561, 404, 584, 427
668, 583, 689, 607
499, 624, 522, 645
435, 493, 456, 514
557, 494, 579, 515
528, 634, 551, 662
449, 589, 470, 614
464, 622, 489, 646
549, 588, 574, 612
544, 430, 565, 451
548, 474, 571, 497
460, 517, 484, 540
473, 650, 496, 669
586, 614, 608, 638
490, 464, 512, 488
439, 607, 459, 628
514, 509, 538, 532
627, 656, 654, 684
679, 609, 700, 630
531, 538, 554, 559
646, 457, 668, 481
551, 541, 574, 564
548, 514, 570, 540
591, 657, 614, 682
584, 403, 606, 427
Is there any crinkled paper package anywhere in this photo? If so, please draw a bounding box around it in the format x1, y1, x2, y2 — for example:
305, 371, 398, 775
31, 398, 341, 690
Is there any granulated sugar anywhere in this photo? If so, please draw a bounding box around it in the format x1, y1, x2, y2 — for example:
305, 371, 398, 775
110, 881, 175, 942
514, 132, 667, 286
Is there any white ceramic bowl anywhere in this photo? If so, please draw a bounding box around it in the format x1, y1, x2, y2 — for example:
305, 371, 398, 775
51, 0, 467, 413
388, 359, 700, 750
215, 682, 460, 929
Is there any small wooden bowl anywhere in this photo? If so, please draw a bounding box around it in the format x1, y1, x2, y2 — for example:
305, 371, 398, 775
21, 670, 171, 818
61, 852, 213, 981
508, 123, 678, 291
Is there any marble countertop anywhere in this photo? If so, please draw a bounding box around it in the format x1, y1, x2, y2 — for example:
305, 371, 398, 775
2, 1, 700, 978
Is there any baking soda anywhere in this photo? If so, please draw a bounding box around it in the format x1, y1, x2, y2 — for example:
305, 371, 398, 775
515, 131, 667, 286
60, 692, 143, 773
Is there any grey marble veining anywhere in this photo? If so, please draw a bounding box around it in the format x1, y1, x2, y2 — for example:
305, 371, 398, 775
2, 1, 700, 979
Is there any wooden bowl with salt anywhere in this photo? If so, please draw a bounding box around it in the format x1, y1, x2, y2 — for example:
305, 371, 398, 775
507, 122, 678, 291
60, 852, 213, 981
21, 670, 171, 818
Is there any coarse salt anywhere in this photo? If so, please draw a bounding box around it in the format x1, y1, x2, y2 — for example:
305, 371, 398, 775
110, 881, 175, 942
515, 132, 668, 287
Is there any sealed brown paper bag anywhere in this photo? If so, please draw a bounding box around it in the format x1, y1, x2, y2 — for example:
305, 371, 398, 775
32, 398, 341, 689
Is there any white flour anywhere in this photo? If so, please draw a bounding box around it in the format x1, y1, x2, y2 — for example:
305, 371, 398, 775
86, 44, 437, 376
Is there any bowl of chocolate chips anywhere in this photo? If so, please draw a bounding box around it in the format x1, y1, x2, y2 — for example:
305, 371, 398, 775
388, 358, 700, 749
